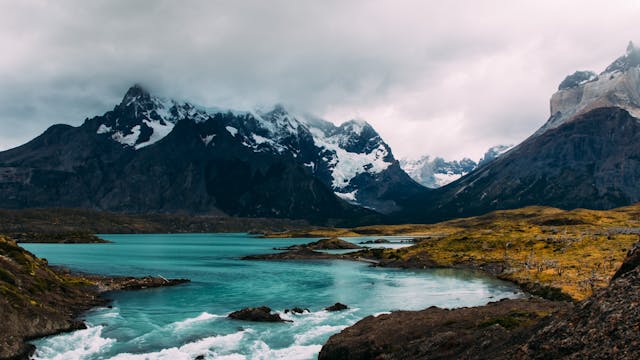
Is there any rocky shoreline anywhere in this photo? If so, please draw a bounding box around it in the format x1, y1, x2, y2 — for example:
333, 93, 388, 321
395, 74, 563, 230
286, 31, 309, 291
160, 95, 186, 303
320, 298, 572, 359
319, 243, 640, 359
0, 235, 189, 360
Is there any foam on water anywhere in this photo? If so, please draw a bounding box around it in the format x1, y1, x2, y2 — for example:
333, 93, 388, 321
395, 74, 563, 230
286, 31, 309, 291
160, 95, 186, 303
33, 326, 115, 360
173, 312, 223, 330
249, 341, 321, 360
107, 330, 248, 360
293, 325, 348, 345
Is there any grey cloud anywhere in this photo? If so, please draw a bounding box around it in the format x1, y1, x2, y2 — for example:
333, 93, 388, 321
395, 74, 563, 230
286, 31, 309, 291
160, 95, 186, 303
0, 0, 639, 159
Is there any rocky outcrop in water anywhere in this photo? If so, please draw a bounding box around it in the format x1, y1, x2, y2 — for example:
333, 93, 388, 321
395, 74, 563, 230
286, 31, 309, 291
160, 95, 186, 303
228, 306, 290, 322
284, 307, 309, 314
275, 237, 362, 250
325, 303, 349, 312
359, 238, 390, 244
242, 247, 348, 261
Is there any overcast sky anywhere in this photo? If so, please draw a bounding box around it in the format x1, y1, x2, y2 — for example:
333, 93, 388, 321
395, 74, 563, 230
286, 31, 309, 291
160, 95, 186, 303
1, 0, 638, 160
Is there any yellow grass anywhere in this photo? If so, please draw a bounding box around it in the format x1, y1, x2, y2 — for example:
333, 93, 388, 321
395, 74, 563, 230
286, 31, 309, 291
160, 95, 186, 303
269, 204, 640, 301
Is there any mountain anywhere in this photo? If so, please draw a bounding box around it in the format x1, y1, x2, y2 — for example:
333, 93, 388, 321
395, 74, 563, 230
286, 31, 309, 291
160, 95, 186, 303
400, 156, 477, 188
397, 42, 640, 222
0, 85, 421, 222
400, 145, 512, 188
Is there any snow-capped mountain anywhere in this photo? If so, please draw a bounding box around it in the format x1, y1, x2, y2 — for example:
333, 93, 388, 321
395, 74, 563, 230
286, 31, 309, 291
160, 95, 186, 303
0, 84, 421, 220
400, 145, 512, 188
93, 85, 419, 212
396, 42, 640, 223
400, 156, 476, 188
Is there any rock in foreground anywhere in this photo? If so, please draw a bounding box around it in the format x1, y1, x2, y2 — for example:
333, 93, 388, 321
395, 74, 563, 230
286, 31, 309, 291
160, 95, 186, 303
319, 298, 568, 360
228, 306, 290, 322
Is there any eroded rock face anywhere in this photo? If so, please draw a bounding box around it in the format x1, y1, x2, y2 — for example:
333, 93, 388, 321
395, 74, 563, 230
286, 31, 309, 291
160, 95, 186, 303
540, 42, 640, 136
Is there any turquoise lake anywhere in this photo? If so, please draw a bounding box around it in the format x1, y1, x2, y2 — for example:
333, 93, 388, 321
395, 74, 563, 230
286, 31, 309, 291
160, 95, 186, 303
21, 233, 524, 360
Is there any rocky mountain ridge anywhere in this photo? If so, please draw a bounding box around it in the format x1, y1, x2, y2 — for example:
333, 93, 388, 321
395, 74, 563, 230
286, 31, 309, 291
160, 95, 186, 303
0, 85, 422, 222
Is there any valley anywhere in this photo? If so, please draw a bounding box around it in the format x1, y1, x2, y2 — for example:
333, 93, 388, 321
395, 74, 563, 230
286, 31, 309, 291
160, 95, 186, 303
1, 19, 640, 359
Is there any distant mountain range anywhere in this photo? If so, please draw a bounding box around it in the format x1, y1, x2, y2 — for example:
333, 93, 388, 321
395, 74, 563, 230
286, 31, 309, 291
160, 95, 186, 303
0, 85, 421, 223
399, 145, 512, 188
1, 42, 639, 224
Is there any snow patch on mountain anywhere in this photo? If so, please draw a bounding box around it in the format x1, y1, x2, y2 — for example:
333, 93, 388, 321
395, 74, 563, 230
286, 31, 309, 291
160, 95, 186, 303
250, 134, 288, 153
225, 126, 238, 137
96, 124, 111, 134
135, 119, 175, 149
316, 134, 391, 189
336, 190, 358, 202
111, 125, 141, 147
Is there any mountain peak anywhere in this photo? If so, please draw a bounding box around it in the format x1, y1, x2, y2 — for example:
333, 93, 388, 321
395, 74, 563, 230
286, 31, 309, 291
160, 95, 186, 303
339, 119, 373, 137
603, 40, 640, 74
120, 84, 152, 107
537, 41, 640, 136
627, 41, 636, 55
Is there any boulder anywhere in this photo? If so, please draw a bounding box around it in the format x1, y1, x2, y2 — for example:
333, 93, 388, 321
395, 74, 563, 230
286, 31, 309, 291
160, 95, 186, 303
228, 306, 289, 322
325, 302, 348, 311
284, 307, 310, 314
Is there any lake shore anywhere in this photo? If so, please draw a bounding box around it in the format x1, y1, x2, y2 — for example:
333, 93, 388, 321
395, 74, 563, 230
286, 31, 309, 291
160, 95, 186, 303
262, 205, 640, 301
0, 235, 189, 360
